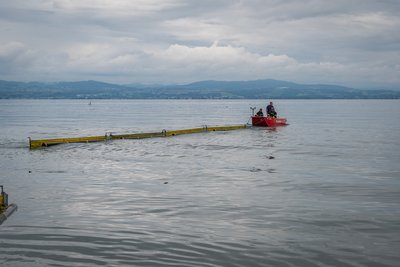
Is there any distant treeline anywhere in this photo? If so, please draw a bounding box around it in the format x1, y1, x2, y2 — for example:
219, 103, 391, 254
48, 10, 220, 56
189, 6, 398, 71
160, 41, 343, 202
0, 79, 399, 99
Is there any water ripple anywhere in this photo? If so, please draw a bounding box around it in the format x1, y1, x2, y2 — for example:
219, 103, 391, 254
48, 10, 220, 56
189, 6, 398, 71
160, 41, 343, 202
1, 100, 400, 266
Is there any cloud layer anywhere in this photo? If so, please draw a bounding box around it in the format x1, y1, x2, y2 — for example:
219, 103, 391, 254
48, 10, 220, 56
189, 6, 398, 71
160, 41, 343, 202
0, 0, 399, 88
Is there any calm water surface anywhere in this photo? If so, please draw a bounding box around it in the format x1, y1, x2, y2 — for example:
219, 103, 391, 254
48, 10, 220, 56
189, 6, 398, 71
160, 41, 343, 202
0, 100, 399, 266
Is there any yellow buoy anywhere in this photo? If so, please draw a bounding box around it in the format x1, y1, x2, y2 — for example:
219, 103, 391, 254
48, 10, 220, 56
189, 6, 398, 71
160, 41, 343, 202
0, 185, 18, 225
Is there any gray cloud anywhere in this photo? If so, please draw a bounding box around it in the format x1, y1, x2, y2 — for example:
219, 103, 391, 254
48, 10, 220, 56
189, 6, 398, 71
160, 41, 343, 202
0, 0, 399, 88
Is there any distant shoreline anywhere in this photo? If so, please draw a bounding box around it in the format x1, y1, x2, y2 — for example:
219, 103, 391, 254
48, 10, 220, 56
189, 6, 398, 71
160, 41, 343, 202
1, 79, 399, 99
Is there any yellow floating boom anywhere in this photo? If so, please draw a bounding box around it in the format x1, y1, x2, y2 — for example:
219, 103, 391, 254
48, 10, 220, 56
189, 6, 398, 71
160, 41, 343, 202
29, 135, 108, 149
29, 124, 247, 149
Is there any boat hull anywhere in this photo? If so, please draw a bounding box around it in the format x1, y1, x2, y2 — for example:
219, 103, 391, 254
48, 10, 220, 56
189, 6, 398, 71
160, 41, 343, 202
251, 116, 287, 127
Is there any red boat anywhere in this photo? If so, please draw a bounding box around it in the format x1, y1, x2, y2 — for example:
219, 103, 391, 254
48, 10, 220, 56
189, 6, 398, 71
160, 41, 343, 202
251, 116, 288, 127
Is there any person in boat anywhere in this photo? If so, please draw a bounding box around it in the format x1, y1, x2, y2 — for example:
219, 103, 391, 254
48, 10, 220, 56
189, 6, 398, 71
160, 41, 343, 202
266, 101, 277, 118
256, 108, 264, 116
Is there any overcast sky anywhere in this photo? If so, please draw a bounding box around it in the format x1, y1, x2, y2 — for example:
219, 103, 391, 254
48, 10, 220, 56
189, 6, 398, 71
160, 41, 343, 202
0, 0, 399, 88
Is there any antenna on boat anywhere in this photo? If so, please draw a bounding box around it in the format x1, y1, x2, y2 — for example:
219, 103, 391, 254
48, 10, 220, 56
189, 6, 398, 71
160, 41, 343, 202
250, 107, 256, 116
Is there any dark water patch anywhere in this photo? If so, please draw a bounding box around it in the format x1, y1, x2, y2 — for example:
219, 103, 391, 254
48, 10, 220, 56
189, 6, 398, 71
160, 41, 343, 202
0, 140, 28, 149
250, 167, 262, 172
39, 170, 67, 174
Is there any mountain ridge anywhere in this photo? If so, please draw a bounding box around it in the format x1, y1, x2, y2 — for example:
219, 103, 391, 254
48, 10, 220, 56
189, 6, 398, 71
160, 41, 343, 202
0, 79, 399, 99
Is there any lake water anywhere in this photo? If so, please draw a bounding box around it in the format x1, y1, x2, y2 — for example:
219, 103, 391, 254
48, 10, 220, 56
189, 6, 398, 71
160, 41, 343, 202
0, 99, 399, 266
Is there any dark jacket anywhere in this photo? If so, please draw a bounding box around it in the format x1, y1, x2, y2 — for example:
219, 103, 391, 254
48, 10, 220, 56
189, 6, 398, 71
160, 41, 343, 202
267, 104, 275, 114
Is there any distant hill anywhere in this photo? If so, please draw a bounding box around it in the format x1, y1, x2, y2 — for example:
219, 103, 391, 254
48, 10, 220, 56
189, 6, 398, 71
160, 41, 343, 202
0, 79, 399, 99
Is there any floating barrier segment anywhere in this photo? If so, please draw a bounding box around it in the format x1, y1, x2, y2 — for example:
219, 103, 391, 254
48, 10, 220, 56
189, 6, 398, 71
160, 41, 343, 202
29, 124, 248, 149
29, 135, 108, 149
111, 131, 166, 140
